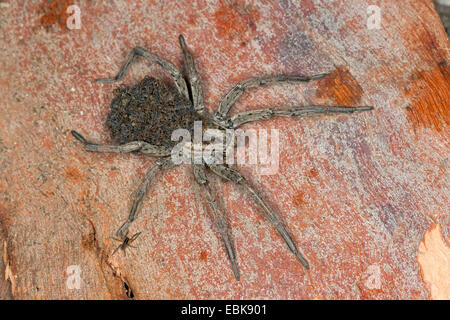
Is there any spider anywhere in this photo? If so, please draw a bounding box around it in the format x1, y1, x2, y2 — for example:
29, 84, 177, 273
71, 35, 373, 281
111, 231, 142, 256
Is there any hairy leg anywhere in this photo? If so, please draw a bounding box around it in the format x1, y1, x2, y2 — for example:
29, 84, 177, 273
193, 164, 240, 280
222, 105, 374, 128
116, 158, 175, 237
71, 130, 171, 156
94, 46, 190, 100
178, 35, 205, 114
214, 74, 327, 121
208, 164, 309, 269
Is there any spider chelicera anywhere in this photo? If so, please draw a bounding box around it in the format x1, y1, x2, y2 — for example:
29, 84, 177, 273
71, 35, 373, 281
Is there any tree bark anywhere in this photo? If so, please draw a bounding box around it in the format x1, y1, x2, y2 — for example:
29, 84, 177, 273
0, 0, 448, 299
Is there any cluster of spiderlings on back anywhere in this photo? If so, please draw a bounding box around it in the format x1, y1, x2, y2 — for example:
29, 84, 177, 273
106, 76, 200, 148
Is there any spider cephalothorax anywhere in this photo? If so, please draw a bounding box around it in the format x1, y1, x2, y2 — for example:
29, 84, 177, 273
72, 35, 373, 281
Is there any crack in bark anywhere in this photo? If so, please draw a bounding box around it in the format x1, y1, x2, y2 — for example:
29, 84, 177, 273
0, 214, 13, 299
2, 241, 14, 299
84, 218, 136, 299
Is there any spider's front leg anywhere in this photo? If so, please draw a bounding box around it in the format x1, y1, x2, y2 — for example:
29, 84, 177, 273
94, 45, 190, 101
178, 35, 204, 114
223, 105, 374, 128
193, 164, 240, 281
208, 163, 310, 269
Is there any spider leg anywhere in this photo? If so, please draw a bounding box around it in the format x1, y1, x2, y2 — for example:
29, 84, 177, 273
223, 105, 374, 128
214, 74, 327, 121
111, 235, 127, 243
71, 130, 171, 156
112, 244, 121, 256
111, 231, 141, 255
193, 164, 240, 281
128, 231, 142, 243
94, 46, 190, 100
208, 163, 310, 269
121, 232, 141, 251
111, 232, 128, 256
115, 158, 175, 237
178, 35, 205, 114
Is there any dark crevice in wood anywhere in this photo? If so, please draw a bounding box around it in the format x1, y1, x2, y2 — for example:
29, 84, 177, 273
122, 278, 135, 299
0, 221, 13, 299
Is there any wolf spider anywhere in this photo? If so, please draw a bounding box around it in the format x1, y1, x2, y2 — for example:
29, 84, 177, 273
71, 35, 373, 281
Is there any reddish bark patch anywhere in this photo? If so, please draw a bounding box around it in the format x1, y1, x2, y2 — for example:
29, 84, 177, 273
400, 8, 448, 66
293, 192, 306, 208
199, 250, 207, 263
0, 204, 12, 229
316, 67, 364, 106
38, 0, 74, 32
81, 220, 97, 251
308, 168, 319, 178
405, 62, 450, 133
63, 167, 84, 181
300, 0, 316, 16
213, 0, 259, 40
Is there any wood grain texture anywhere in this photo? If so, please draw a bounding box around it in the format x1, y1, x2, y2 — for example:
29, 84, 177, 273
0, 228, 13, 299
0, 0, 448, 299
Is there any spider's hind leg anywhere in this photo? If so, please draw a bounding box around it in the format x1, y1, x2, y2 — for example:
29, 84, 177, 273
71, 130, 146, 153
115, 158, 175, 237
70, 131, 171, 156
193, 164, 240, 281
208, 163, 310, 269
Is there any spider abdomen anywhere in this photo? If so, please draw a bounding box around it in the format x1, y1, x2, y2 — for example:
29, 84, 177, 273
106, 76, 200, 147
